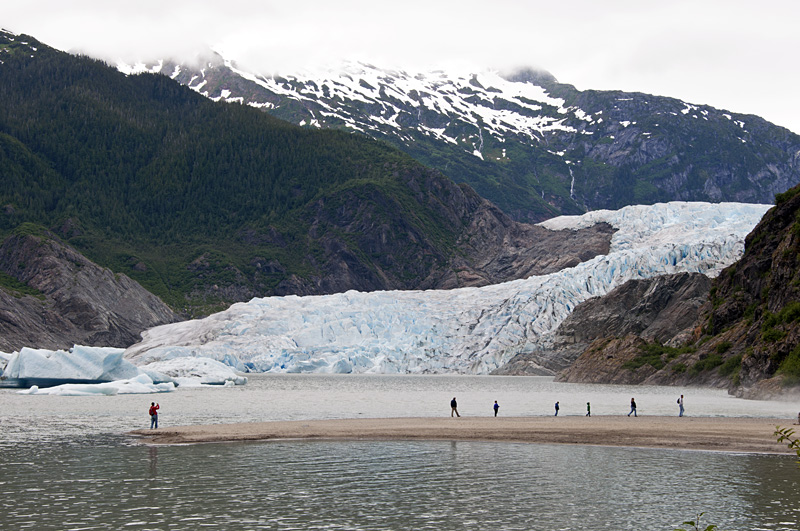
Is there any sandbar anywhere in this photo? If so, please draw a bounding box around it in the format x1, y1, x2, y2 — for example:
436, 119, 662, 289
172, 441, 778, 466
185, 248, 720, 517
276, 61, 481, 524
130, 416, 800, 454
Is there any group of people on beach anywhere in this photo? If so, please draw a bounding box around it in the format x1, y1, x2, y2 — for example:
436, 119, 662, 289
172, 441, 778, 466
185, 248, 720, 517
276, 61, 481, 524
147, 393, 690, 428
450, 395, 687, 417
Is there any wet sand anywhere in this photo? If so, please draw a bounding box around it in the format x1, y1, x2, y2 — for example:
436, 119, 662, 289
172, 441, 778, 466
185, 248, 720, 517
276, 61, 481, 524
130, 416, 799, 454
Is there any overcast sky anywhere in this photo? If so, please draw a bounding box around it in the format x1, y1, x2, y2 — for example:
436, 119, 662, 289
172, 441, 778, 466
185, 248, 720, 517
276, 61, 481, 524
5, 0, 799, 133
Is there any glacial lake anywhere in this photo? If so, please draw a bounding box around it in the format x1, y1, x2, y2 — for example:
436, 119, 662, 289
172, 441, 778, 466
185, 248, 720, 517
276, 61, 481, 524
2, 374, 799, 530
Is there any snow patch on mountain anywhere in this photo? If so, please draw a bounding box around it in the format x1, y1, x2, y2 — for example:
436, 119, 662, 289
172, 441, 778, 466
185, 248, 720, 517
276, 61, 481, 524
124, 202, 771, 376
119, 57, 579, 144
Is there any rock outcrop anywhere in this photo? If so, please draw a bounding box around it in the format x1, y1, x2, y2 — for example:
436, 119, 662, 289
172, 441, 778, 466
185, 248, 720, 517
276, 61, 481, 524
0, 231, 180, 352
434, 198, 614, 289
269, 171, 614, 296
516, 186, 800, 399
494, 272, 711, 376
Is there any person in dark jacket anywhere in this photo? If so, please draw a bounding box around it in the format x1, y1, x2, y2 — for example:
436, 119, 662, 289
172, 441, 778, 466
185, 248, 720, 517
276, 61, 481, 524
628, 398, 637, 417
450, 397, 460, 417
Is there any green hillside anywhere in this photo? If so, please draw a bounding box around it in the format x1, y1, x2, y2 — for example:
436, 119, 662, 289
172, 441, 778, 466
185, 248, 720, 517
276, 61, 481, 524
0, 34, 466, 316
162, 59, 800, 222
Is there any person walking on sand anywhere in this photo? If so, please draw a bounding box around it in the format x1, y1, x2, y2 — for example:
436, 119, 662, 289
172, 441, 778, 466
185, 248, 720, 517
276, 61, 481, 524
678, 394, 684, 417
586, 402, 591, 417
149, 402, 160, 429
451, 397, 460, 417
628, 397, 637, 417
554, 401, 560, 416
493, 400, 499, 417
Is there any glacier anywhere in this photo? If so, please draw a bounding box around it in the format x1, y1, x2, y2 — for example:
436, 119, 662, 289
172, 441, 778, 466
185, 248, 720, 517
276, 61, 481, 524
124, 202, 771, 375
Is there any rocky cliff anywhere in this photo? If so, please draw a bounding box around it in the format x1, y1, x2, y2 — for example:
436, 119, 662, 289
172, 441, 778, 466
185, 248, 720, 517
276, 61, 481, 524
546, 187, 800, 398
0, 229, 180, 352
494, 272, 711, 376
279, 171, 615, 296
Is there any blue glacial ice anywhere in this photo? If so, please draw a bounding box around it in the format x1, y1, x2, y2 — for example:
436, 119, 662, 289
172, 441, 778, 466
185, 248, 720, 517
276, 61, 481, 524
123, 201, 771, 375
1, 345, 247, 394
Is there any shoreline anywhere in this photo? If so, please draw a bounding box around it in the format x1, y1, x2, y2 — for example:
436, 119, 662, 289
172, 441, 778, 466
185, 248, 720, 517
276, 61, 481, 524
130, 416, 799, 454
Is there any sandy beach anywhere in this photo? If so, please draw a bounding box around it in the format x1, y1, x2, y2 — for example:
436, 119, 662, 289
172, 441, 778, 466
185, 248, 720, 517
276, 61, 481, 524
130, 416, 799, 454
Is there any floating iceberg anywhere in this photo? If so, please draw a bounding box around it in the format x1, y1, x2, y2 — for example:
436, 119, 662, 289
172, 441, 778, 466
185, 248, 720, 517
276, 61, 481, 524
1, 345, 246, 392
3, 345, 139, 387
124, 202, 772, 375
139, 357, 248, 387
18, 373, 175, 396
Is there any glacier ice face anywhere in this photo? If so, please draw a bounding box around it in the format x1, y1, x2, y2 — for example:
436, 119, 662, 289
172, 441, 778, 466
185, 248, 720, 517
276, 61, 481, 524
124, 202, 771, 375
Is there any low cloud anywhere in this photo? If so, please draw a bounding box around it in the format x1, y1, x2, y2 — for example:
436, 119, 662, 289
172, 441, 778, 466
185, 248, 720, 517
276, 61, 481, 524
4, 0, 800, 133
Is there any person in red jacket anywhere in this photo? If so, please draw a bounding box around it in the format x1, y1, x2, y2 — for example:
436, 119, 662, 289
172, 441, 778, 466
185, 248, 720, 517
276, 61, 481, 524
149, 402, 160, 429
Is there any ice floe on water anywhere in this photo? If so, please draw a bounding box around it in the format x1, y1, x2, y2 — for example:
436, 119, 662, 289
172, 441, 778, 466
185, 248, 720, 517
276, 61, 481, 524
1, 345, 246, 394
122, 201, 773, 375
4, 346, 139, 383
139, 357, 248, 387
18, 373, 176, 396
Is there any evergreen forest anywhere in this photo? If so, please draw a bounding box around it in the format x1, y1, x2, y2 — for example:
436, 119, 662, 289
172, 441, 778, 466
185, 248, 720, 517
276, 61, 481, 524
0, 34, 466, 315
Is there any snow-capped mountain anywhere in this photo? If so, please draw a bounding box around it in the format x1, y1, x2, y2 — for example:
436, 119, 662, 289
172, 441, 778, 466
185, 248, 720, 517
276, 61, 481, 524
124, 202, 771, 375
120, 54, 800, 222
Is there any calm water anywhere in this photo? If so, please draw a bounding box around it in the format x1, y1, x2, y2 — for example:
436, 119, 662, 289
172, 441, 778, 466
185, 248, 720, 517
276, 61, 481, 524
1, 375, 799, 530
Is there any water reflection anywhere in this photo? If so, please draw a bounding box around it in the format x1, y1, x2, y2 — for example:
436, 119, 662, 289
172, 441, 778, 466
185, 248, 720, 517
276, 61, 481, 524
149, 446, 158, 478
2, 374, 799, 529
1, 439, 797, 530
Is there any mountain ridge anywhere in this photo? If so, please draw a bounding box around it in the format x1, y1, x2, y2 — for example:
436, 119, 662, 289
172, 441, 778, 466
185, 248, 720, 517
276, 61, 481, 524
0, 31, 613, 325
126, 52, 800, 222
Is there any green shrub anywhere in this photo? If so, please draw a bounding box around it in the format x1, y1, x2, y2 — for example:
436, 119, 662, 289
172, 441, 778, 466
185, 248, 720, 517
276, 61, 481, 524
623, 343, 695, 371
775, 186, 800, 205
672, 363, 687, 374
622, 352, 665, 371
0, 271, 44, 299
762, 328, 787, 343
718, 354, 743, 377
715, 341, 732, 354
743, 302, 759, 324
777, 344, 800, 384
777, 301, 800, 324
690, 353, 724, 375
